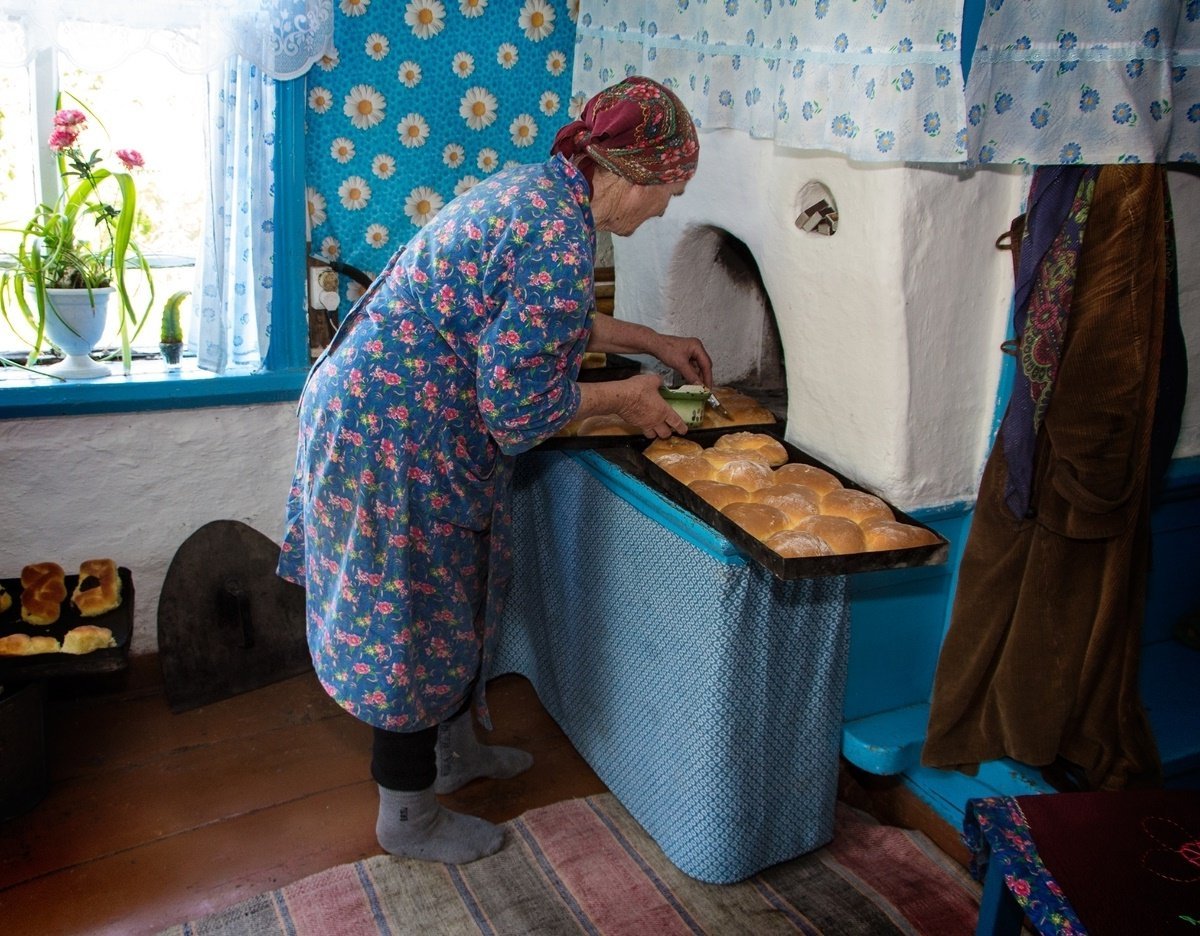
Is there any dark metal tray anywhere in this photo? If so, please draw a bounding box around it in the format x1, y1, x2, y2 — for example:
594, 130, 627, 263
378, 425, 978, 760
0, 567, 134, 681
604, 435, 949, 580
575, 352, 642, 382
536, 413, 780, 451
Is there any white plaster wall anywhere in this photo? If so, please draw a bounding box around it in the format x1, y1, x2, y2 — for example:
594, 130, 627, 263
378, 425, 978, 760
0, 404, 300, 655
614, 130, 1200, 508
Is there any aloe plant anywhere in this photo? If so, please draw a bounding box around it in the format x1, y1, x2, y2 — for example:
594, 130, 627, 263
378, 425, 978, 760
160, 289, 189, 344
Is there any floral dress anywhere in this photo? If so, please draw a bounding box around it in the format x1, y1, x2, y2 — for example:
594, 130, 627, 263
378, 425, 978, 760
278, 155, 595, 732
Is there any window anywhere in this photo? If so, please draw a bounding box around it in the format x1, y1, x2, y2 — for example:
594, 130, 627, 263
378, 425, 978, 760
0, 1, 325, 415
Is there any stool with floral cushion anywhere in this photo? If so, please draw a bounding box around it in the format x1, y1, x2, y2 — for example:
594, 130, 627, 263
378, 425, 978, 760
965, 790, 1200, 936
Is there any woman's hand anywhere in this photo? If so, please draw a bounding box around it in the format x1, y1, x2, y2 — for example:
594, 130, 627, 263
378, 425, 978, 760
651, 334, 713, 389
575, 373, 688, 438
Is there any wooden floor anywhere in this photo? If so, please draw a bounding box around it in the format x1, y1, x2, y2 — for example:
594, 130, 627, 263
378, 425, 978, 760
0, 658, 962, 936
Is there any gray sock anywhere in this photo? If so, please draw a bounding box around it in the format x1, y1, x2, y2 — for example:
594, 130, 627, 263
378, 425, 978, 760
375, 785, 504, 864
434, 711, 534, 794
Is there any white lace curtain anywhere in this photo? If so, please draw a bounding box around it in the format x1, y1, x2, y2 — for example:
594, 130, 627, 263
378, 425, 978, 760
0, 0, 334, 79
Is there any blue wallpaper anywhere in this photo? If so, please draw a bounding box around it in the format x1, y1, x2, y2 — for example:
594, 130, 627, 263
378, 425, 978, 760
305, 0, 580, 281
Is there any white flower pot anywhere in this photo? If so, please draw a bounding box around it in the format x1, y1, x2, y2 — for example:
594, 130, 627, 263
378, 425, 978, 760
39, 287, 114, 379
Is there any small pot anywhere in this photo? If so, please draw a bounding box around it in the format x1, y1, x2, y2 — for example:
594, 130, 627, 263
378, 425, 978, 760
160, 341, 183, 369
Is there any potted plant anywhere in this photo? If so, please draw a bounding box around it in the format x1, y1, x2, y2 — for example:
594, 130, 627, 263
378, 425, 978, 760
0, 100, 153, 378
159, 289, 189, 370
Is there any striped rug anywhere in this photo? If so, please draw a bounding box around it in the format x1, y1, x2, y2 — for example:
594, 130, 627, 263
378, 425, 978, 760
161, 794, 982, 935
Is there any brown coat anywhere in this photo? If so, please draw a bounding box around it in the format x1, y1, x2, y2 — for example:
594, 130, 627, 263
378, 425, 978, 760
922, 165, 1168, 791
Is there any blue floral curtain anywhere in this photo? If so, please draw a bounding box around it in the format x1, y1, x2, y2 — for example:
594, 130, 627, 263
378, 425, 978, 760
964, 0, 1199, 166
195, 60, 276, 373
573, 0, 968, 163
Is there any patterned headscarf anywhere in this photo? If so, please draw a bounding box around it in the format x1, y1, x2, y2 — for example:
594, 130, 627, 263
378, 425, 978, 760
551, 76, 699, 188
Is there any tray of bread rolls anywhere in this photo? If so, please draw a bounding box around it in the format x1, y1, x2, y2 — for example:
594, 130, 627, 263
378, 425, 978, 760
541, 385, 779, 450
626, 431, 948, 580
0, 561, 133, 680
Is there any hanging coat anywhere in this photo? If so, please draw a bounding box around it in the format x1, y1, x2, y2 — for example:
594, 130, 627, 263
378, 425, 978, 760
922, 164, 1179, 791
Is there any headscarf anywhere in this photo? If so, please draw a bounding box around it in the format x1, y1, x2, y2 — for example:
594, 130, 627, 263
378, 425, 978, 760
550, 76, 699, 188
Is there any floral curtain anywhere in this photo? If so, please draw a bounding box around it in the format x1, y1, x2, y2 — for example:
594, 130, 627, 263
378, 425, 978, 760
195, 60, 276, 373
573, 0, 968, 163
964, 0, 1199, 166
0, 0, 334, 80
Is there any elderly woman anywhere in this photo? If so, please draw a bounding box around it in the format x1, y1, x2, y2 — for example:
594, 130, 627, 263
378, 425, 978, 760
278, 76, 707, 864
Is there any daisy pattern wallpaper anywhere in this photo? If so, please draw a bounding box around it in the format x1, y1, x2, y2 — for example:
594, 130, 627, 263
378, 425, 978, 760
306, 0, 581, 280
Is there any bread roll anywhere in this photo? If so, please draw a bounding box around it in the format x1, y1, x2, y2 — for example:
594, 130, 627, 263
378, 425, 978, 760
697, 388, 776, 429
580, 351, 607, 369
576, 414, 641, 436
61, 625, 117, 655
659, 453, 715, 485
721, 502, 790, 541
689, 479, 751, 510
700, 448, 771, 470
820, 488, 894, 524
764, 530, 834, 558
773, 463, 843, 496
711, 458, 774, 492
644, 436, 703, 462
861, 519, 940, 551
0, 633, 61, 655
72, 559, 122, 617
20, 562, 67, 626
750, 483, 821, 524
0, 583, 10, 614
713, 431, 789, 467
794, 515, 867, 555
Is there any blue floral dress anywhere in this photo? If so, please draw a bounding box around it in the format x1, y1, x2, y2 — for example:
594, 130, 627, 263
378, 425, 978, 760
278, 155, 595, 732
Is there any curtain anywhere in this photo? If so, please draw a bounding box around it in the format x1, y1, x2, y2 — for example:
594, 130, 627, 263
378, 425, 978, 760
0, 0, 334, 79
573, 0, 968, 163
964, 0, 1199, 166
195, 60, 276, 374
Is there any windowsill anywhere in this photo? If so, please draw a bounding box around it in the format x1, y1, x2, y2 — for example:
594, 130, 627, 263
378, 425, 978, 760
0, 357, 308, 418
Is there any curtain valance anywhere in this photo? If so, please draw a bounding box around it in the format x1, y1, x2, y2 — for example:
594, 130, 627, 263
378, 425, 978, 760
0, 0, 333, 79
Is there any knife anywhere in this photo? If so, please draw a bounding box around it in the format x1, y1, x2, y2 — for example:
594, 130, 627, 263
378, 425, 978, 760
706, 390, 732, 420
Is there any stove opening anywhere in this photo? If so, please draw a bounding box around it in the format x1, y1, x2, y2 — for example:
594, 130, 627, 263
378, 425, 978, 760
665, 224, 787, 421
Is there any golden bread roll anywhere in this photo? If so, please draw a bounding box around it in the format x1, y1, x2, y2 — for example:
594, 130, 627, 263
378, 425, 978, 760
750, 483, 821, 524
580, 351, 607, 369
20, 562, 67, 626
555, 418, 581, 437
861, 519, 940, 551
713, 458, 776, 492
688, 479, 751, 510
721, 502, 790, 541
644, 436, 703, 461
700, 448, 771, 470
764, 529, 834, 559
0, 583, 10, 614
0, 633, 61, 655
698, 404, 775, 429
576, 414, 641, 436
773, 462, 843, 496
794, 515, 867, 555
71, 559, 122, 617
713, 431, 789, 467
820, 488, 894, 524
658, 453, 716, 485
61, 625, 117, 655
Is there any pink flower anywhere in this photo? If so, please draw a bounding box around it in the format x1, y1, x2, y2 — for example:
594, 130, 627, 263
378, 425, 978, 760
53, 109, 87, 128
115, 148, 145, 170
47, 127, 78, 152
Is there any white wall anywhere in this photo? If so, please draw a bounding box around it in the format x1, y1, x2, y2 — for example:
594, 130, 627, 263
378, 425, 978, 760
0, 404, 300, 654
613, 131, 1200, 508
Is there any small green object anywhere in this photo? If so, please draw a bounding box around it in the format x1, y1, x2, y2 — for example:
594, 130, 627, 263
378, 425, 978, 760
658, 384, 708, 427
159, 289, 189, 344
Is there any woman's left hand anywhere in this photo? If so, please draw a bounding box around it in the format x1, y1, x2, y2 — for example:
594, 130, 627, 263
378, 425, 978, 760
654, 334, 713, 388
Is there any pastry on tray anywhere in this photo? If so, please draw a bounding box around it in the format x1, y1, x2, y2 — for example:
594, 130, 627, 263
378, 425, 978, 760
20, 562, 67, 626
61, 625, 117, 655
0, 582, 10, 614
0, 633, 61, 656
71, 558, 122, 617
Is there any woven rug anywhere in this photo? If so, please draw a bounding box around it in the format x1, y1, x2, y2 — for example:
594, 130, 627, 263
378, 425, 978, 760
161, 794, 982, 935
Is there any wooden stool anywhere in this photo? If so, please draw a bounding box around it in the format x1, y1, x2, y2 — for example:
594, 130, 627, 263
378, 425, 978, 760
965, 790, 1200, 935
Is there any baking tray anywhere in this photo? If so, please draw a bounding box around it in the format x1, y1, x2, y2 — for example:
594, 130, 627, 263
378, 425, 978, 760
605, 436, 948, 580
576, 352, 642, 382
0, 567, 134, 682
536, 411, 780, 451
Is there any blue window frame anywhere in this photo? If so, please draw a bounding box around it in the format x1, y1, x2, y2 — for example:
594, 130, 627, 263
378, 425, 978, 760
0, 78, 311, 419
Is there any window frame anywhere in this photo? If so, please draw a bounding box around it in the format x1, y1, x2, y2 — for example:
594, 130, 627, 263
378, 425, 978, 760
0, 74, 309, 419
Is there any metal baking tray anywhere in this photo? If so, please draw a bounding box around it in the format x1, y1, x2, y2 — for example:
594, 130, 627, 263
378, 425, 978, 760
606, 435, 949, 580
0, 567, 134, 681
536, 412, 779, 451
575, 352, 642, 382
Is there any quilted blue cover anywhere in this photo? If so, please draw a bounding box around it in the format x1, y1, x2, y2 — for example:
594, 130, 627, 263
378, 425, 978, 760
493, 451, 851, 884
